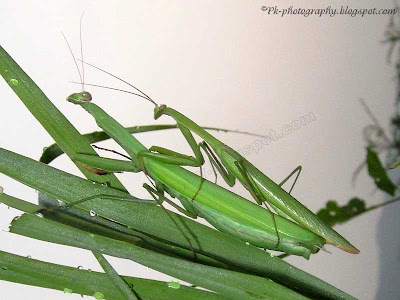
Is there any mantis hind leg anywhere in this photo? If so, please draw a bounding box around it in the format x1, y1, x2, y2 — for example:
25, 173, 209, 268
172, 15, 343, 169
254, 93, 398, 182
279, 166, 302, 195
143, 183, 198, 261
199, 141, 236, 186
233, 160, 281, 249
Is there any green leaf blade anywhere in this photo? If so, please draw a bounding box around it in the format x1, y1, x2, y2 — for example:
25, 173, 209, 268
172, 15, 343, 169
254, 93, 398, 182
0, 250, 228, 300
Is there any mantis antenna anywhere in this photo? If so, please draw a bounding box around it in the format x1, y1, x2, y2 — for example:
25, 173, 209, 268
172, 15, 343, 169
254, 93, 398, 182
79, 12, 85, 91
76, 59, 159, 106
62, 12, 87, 92
70, 81, 156, 104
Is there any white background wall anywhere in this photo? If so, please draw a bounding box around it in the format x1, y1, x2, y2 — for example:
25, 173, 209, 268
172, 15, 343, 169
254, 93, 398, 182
0, 1, 399, 299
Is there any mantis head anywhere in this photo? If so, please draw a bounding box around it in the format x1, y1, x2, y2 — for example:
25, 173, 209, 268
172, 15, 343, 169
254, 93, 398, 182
154, 104, 167, 120
66, 91, 93, 104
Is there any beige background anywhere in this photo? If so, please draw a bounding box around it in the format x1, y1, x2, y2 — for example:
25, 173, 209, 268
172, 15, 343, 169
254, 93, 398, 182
0, 1, 398, 299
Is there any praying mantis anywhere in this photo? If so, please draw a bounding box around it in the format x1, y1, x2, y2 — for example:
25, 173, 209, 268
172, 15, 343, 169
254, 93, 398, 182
60, 23, 358, 257
64, 62, 359, 259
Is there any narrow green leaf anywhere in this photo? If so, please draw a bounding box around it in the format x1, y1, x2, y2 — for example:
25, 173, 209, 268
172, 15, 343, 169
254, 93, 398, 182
366, 147, 396, 195
10, 214, 312, 300
0, 191, 229, 270
0, 250, 227, 300
92, 251, 139, 300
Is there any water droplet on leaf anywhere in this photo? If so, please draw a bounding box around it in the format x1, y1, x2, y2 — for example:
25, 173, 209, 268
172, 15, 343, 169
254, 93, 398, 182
93, 292, 104, 299
8, 78, 19, 86
63, 288, 73, 294
167, 280, 181, 289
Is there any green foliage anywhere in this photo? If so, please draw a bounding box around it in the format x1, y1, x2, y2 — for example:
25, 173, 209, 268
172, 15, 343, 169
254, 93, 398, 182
316, 199, 367, 228
366, 147, 396, 195
0, 250, 226, 300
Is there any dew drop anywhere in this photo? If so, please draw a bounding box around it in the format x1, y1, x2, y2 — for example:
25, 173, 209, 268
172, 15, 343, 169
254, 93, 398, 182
36, 213, 44, 218
245, 242, 250, 245
167, 280, 181, 289
93, 291, 104, 299
63, 288, 73, 294
42, 147, 48, 152
8, 78, 19, 86
89, 233, 95, 238
1, 266, 7, 271
270, 253, 275, 257
101, 182, 109, 187
89, 210, 97, 217
77, 265, 83, 269
27, 255, 32, 258
88, 269, 92, 272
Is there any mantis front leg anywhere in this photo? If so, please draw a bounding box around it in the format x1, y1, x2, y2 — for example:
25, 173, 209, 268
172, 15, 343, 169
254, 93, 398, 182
71, 152, 201, 259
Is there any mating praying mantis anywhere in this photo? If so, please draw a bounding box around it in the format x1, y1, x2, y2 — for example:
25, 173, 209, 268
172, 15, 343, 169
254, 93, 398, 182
64, 64, 359, 259
61, 24, 358, 257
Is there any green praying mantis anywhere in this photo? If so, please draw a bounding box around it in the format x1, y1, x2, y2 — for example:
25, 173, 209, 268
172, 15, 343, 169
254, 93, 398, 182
61, 32, 358, 258
64, 67, 359, 260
